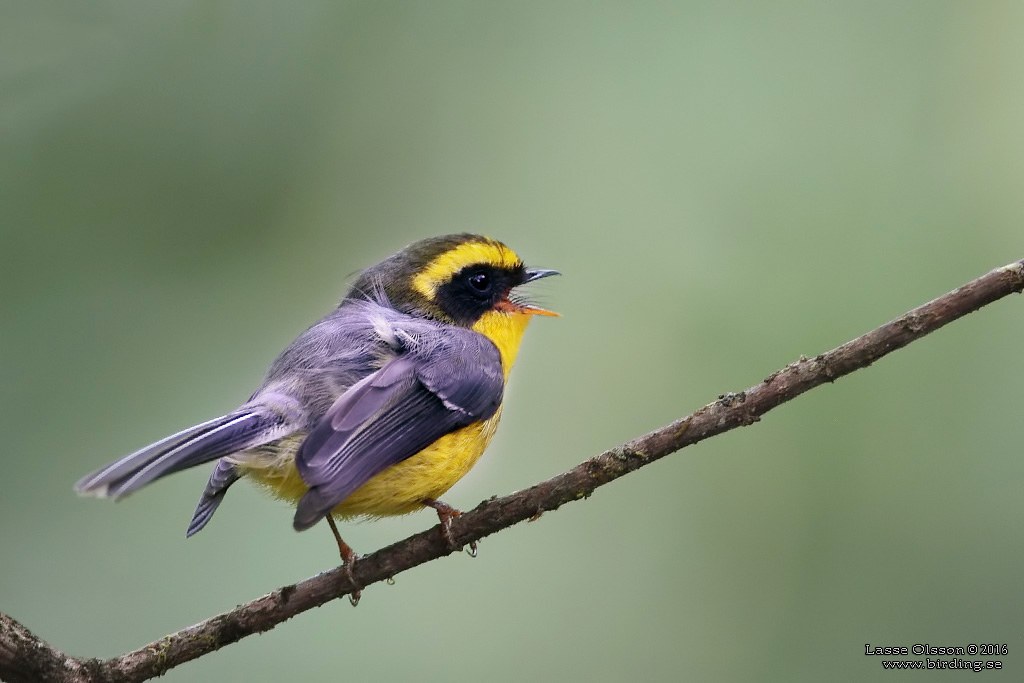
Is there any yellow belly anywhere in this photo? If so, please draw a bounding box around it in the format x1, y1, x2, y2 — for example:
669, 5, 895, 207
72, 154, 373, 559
237, 407, 502, 519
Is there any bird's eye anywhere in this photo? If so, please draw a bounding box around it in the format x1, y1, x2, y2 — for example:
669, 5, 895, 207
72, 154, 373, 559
468, 272, 490, 293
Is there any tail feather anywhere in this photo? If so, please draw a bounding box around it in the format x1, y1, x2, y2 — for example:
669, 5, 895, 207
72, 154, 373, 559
107, 413, 262, 497
76, 412, 279, 500
186, 459, 241, 537
74, 415, 230, 497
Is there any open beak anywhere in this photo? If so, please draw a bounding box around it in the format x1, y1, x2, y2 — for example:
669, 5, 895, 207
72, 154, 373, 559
500, 268, 561, 317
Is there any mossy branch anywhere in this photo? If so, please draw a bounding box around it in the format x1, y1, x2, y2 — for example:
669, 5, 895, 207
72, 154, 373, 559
2, 259, 1023, 683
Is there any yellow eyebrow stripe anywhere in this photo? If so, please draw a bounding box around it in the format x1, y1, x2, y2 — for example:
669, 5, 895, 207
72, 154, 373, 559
412, 239, 522, 299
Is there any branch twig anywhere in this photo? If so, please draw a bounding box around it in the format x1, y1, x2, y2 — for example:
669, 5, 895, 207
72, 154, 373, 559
2, 259, 1022, 683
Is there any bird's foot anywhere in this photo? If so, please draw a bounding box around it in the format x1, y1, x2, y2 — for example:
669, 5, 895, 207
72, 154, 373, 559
326, 516, 362, 606
422, 498, 477, 556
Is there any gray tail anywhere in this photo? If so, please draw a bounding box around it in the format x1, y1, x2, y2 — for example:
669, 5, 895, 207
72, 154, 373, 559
186, 459, 241, 537
75, 412, 278, 500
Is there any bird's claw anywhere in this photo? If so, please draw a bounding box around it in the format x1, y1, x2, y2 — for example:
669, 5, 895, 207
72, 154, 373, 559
341, 557, 362, 606
423, 498, 473, 553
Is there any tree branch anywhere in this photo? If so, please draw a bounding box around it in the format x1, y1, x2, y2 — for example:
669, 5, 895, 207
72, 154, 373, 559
2, 259, 1022, 683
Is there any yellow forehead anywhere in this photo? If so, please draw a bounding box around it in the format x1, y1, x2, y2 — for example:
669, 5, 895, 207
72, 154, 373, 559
412, 240, 522, 299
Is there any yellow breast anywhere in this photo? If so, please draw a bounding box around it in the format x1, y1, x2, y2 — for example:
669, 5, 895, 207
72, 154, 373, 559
239, 309, 532, 518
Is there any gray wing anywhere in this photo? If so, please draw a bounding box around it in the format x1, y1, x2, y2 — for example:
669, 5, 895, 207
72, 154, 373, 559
292, 330, 504, 530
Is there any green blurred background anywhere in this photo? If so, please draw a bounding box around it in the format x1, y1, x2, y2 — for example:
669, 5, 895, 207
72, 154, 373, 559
2, 2, 1023, 681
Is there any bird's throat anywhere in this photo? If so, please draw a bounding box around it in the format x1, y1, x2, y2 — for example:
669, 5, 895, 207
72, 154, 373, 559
472, 310, 532, 378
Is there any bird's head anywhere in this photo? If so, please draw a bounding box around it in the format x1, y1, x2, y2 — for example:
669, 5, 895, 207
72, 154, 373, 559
347, 233, 559, 327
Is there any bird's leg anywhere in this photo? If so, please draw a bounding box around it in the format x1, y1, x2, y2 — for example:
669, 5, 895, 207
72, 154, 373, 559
326, 516, 362, 606
422, 498, 477, 556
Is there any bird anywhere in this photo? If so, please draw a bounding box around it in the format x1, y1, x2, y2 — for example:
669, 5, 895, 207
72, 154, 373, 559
75, 233, 558, 602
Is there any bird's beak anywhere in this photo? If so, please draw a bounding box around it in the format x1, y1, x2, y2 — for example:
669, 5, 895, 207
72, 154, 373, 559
524, 268, 561, 283
504, 268, 561, 317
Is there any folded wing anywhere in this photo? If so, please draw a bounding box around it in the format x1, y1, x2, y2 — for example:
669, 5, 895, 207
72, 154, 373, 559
293, 330, 503, 530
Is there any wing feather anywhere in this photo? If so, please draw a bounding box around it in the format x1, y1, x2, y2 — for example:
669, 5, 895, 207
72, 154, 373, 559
293, 329, 503, 530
